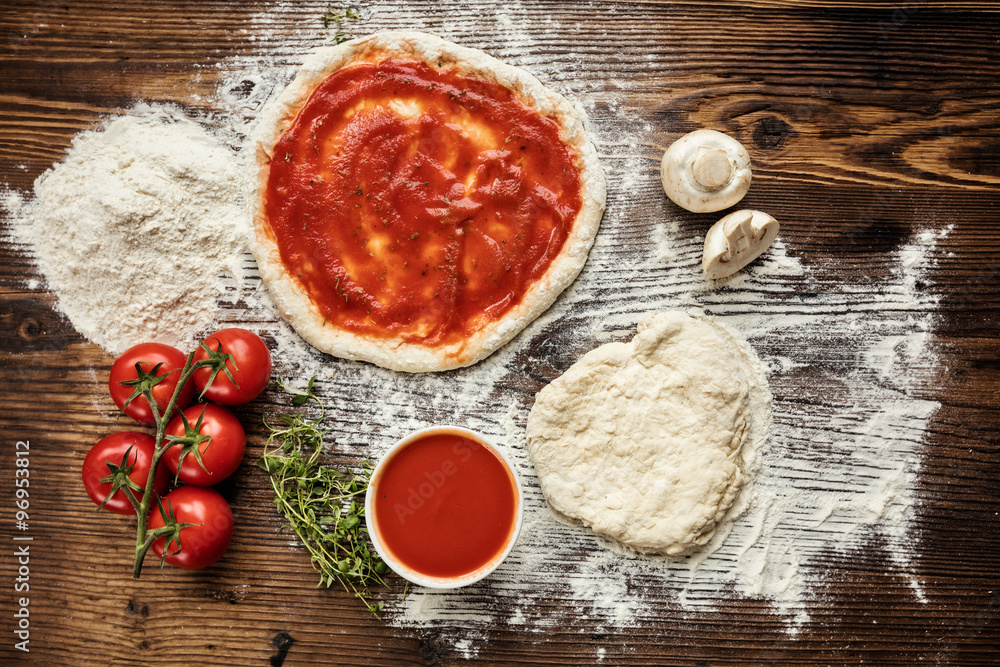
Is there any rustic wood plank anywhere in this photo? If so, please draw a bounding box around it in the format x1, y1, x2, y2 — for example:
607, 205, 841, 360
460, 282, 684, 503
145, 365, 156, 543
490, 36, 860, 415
2, 1, 1000, 665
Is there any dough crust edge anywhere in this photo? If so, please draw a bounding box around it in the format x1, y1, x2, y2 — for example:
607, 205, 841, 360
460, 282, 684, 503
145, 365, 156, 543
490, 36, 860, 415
247, 30, 607, 372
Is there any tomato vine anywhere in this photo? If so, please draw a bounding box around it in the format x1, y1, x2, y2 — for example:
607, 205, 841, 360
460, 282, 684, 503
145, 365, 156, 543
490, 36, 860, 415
97, 339, 243, 577
124, 351, 218, 577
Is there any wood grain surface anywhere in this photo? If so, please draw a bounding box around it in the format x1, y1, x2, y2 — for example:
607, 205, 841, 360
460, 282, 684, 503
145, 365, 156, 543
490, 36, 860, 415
2, 2, 999, 665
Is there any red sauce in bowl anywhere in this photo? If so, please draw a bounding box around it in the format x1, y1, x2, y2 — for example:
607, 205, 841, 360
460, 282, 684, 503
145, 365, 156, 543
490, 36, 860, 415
370, 430, 519, 580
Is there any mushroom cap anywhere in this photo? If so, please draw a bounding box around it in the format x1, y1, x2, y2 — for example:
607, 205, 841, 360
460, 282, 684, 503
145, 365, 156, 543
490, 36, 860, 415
702, 209, 780, 279
660, 129, 752, 213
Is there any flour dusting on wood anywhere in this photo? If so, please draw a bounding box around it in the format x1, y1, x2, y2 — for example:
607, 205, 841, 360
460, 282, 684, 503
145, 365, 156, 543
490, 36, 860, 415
1, 0, 948, 653
206, 3, 949, 647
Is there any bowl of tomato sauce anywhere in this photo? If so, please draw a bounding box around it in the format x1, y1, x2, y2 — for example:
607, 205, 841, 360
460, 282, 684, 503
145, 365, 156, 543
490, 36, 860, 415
365, 426, 523, 589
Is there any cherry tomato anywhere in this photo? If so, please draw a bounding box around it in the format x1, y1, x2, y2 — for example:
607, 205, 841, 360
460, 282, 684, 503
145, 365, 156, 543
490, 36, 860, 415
149, 486, 234, 569
162, 404, 246, 486
109, 342, 195, 425
191, 328, 271, 406
81, 432, 170, 515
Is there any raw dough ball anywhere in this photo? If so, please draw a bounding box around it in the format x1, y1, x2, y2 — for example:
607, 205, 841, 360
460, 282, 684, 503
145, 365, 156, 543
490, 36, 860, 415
525, 311, 768, 556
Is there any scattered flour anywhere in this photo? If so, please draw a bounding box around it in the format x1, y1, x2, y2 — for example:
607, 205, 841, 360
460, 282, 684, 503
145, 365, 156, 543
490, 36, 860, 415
206, 1, 945, 650
7, 105, 247, 354
2, 2, 948, 657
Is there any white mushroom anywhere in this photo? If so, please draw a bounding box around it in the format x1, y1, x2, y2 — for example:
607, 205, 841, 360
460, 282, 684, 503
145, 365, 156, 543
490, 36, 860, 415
660, 129, 752, 213
702, 209, 779, 279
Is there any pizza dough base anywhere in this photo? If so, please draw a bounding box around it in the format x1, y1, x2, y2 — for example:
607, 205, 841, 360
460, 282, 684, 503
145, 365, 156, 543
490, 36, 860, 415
525, 311, 771, 556
248, 31, 606, 372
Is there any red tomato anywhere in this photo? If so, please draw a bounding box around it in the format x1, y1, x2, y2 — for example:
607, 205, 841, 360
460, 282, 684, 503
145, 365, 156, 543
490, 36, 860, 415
191, 328, 271, 406
162, 404, 246, 486
109, 342, 195, 425
149, 486, 234, 569
81, 432, 170, 515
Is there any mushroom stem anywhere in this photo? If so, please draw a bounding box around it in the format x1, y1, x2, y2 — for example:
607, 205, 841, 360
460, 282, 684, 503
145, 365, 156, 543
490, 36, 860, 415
692, 148, 733, 190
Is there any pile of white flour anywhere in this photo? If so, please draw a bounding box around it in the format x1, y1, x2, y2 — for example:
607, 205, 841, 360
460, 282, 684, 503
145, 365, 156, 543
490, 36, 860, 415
7, 105, 247, 353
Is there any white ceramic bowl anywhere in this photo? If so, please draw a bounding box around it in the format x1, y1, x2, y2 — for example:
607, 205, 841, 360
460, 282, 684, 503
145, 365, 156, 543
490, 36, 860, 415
365, 425, 523, 589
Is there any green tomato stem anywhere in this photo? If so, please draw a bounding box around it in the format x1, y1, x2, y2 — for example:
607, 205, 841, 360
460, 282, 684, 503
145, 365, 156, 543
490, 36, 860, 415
131, 351, 209, 579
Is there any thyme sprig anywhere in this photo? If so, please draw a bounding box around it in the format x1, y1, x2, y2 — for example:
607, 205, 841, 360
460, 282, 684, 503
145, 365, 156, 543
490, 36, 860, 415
321, 6, 362, 44
259, 376, 390, 615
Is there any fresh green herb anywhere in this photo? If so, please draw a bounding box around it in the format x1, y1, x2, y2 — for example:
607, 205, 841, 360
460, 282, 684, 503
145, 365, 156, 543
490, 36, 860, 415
259, 377, 390, 615
321, 6, 362, 44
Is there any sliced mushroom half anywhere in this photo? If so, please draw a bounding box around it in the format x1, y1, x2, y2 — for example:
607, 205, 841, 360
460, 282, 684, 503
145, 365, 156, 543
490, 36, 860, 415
660, 129, 752, 213
702, 209, 780, 279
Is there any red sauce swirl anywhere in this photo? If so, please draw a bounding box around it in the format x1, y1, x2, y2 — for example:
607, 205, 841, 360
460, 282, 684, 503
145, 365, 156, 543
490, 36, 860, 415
263, 58, 583, 348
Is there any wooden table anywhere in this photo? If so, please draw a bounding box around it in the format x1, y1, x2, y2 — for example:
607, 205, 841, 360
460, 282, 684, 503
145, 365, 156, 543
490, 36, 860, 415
2, 2, 999, 664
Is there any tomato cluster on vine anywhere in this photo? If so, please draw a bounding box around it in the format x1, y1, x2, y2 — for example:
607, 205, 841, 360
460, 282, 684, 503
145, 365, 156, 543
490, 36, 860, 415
81, 328, 271, 572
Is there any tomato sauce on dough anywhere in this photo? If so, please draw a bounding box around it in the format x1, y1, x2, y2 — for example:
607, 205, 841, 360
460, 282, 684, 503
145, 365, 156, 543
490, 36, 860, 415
372, 432, 518, 578
264, 58, 583, 350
